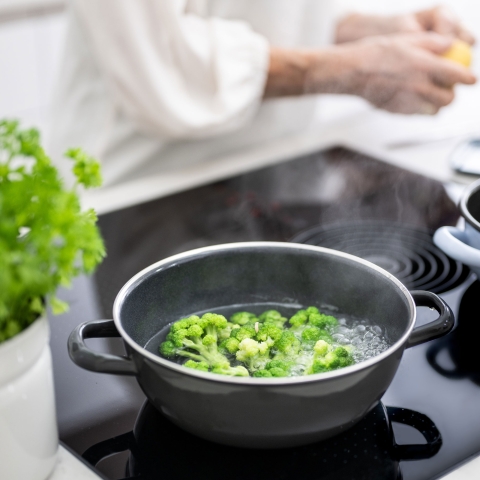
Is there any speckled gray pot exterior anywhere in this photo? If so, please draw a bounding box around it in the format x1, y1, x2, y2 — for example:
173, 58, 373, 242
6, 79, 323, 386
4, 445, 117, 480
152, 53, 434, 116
131, 346, 402, 448
68, 242, 453, 448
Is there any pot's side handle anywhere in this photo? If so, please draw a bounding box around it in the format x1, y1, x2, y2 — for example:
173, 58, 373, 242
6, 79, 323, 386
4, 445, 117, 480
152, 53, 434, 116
406, 291, 454, 349
68, 319, 138, 375
433, 227, 480, 267
387, 406, 442, 461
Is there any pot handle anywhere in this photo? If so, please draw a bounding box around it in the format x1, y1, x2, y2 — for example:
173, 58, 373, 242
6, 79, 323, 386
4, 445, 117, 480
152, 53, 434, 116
68, 319, 138, 376
406, 291, 454, 349
387, 406, 442, 460
433, 226, 480, 267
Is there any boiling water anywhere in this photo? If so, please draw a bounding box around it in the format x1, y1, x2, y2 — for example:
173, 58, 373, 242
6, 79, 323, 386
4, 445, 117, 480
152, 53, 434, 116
144, 302, 391, 374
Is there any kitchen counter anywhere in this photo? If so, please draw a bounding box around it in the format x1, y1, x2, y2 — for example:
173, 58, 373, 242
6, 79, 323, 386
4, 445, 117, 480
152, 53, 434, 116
47, 446, 103, 480
441, 455, 480, 479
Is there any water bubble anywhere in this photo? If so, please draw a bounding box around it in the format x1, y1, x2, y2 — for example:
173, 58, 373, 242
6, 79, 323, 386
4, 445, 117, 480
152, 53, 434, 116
372, 326, 382, 335
336, 326, 351, 336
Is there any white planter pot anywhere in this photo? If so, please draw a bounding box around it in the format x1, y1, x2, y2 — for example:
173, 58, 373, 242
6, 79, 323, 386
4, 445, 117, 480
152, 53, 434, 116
0, 316, 58, 480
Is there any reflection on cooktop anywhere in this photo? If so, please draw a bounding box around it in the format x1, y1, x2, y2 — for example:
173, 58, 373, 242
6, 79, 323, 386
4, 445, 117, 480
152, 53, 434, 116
427, 280, 480, 385
83, 401, 441, 480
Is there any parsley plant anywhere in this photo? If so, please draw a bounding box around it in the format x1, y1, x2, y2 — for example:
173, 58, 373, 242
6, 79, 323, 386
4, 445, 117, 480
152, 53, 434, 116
0, 120, 105, 343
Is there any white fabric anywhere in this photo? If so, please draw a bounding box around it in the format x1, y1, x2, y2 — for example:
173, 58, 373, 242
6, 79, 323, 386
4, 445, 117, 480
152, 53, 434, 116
50, 0, 336, 187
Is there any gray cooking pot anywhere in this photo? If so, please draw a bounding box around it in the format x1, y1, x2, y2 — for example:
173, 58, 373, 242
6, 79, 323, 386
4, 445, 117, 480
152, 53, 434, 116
68, 242, 453, 449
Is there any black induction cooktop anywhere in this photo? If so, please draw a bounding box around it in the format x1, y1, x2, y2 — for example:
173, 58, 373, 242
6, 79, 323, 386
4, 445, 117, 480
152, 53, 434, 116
49, 147, 480, 480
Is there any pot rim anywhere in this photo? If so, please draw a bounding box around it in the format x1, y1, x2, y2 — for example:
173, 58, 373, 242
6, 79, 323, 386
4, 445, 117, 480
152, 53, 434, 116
460, 179, 480, 232
113, 242, 416, 385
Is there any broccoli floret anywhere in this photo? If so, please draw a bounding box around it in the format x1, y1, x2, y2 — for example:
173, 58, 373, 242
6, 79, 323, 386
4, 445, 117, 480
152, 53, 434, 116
254, 364, 288, 377
266, 359, 291, 371
333, 346, 355, 368
211, 363, 249, 377
308, 312, 338, 330
304, 341, 354, 375
235, 338, 271, 371
301, 326, 334, 346
301, 326, 323, 343
288, 307, 338, 333
230, 312, 258, 326
266, 360, 290, 377
274, 330, 301, 358
218, 321, 240, 341
258, 310, 287, 328
171, 316, 197, 332
230, 325, 256, 342
184, 360, 209, 372
305, 306, 320, 315
256, 323, 283, 343
219, 337, 240, 354
159, 340, 177, 358
289, 310, 309, 328
159, 313, 249, 376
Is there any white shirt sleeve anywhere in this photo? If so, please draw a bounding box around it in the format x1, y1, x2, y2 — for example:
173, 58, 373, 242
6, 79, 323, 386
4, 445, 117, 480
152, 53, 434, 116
72, 0, 270, 140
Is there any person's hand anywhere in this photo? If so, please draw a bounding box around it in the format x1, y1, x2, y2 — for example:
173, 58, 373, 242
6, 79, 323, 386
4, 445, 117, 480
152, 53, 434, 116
415, 6, 475, 45
315, 33, 476, 115
336, 6, 475, 45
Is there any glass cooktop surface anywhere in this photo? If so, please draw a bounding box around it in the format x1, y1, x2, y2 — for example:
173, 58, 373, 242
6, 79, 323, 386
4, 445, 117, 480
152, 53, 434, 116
49, 147, 480, 479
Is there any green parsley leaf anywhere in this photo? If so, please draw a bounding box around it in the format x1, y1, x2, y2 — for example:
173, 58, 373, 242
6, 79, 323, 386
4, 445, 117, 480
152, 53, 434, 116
0, 120, 105, 343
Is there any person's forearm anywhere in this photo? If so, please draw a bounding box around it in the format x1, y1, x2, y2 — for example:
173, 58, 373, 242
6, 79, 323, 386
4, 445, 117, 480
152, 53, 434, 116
335, 13, 423, 44
264, 47, 356, 98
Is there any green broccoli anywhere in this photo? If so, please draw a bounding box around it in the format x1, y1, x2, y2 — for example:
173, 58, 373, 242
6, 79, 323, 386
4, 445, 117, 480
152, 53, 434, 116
184, 360, 209, 372
301, 326, 333, 345
230, 325, 257, 342
159, 313, 249, 376
235, 338, 273, 371
265, 359, 291, 377
288, 310, 309, 329
253, 359, 291, 378
218, 321, 240, 341
274, 330, 301, 359
304, 341, 354, 375
219, 336, 241, 354
258, 310, 287, 328
230, 311, 258, 326
256, 323, 283, 343
160, 306, 357, 378
308, 312, 338, 330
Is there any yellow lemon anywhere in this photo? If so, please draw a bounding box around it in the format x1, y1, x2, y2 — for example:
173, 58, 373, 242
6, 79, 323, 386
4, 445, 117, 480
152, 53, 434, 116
442, 39, 472, 67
